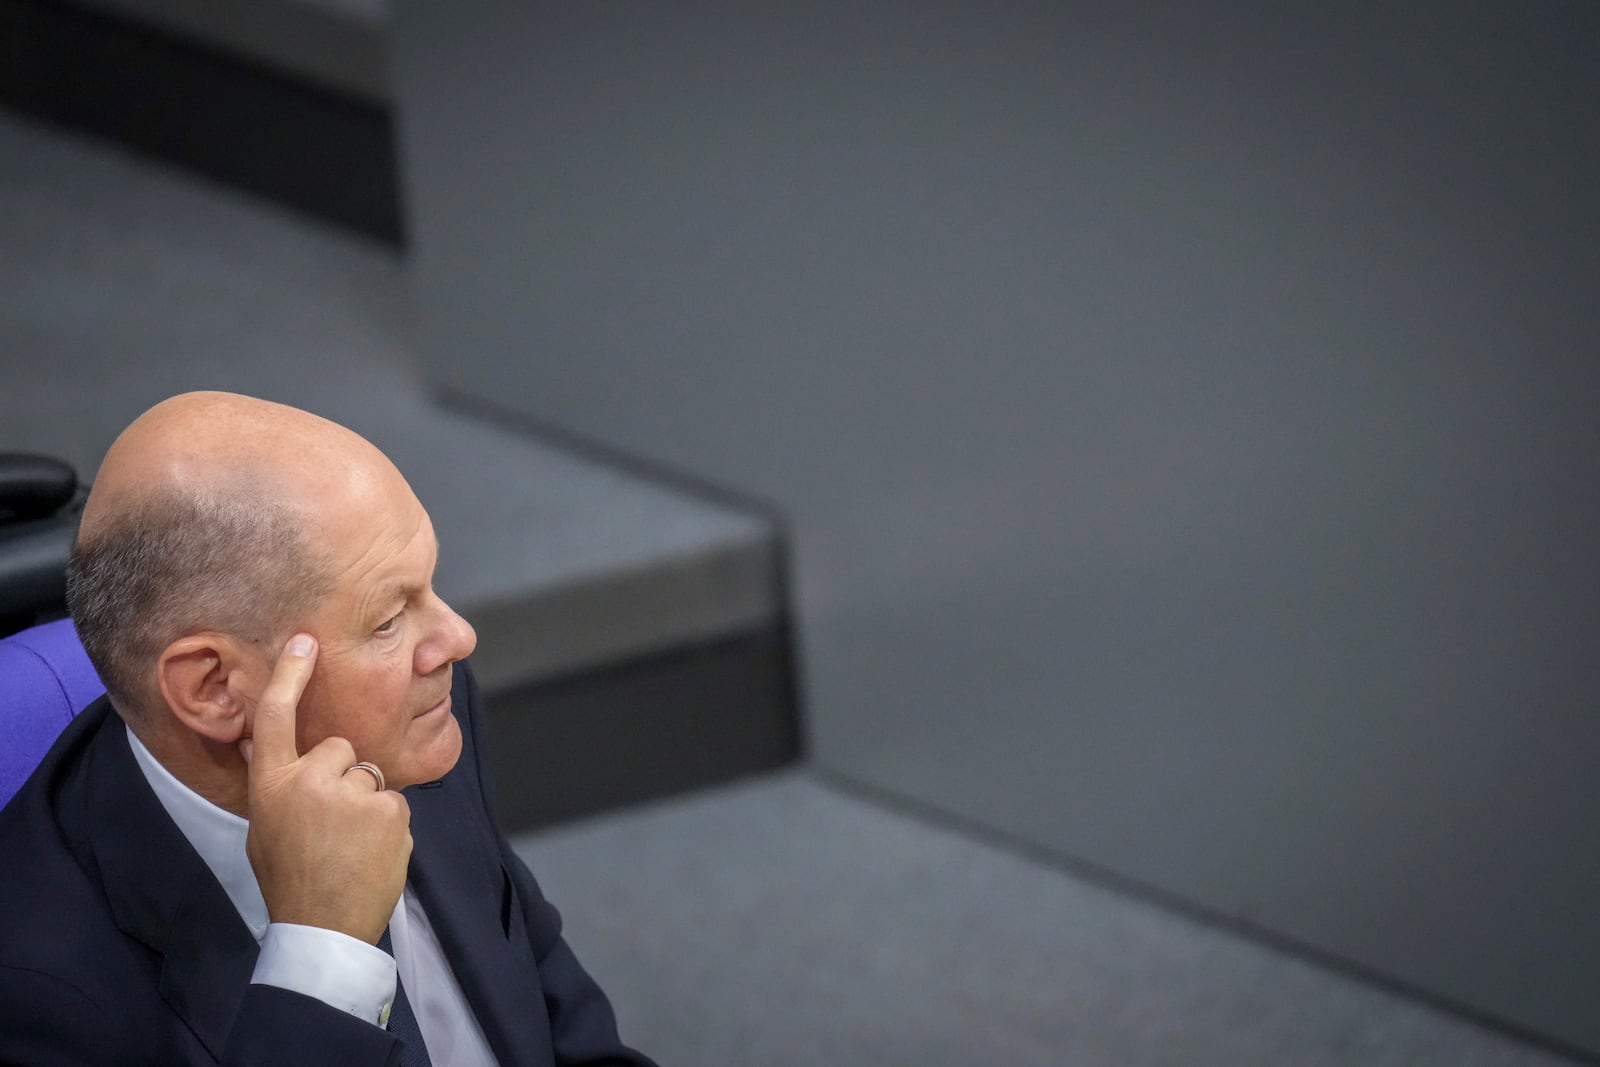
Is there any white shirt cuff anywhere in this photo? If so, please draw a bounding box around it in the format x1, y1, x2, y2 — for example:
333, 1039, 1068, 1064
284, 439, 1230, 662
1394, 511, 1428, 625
251, 922, 397, 1027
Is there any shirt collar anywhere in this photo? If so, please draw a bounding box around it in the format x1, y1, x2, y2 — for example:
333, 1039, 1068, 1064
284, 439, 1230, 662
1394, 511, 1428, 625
125, 724, 270, 942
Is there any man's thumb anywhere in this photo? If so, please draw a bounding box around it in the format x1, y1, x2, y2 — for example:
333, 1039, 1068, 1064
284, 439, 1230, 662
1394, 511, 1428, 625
238, 737, 254, 766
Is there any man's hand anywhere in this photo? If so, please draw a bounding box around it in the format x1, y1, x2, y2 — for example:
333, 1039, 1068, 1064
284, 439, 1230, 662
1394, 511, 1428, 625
241, 633, 412, 945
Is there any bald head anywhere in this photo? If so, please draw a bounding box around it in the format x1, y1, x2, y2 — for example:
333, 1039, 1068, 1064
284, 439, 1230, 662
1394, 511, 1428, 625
68, 391, 401, 719
79, 391, 395, 539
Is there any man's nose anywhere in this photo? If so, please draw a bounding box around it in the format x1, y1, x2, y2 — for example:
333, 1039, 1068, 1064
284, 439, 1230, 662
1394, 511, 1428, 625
445, 602, 478, 662
418, 595, 478, 674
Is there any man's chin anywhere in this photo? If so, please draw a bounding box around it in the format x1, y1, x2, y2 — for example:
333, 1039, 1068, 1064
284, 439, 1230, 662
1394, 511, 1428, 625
398, 711, 463, 789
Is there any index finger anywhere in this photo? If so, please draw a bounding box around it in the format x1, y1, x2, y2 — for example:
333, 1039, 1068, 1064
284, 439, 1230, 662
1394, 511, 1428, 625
249, 633, 317, 773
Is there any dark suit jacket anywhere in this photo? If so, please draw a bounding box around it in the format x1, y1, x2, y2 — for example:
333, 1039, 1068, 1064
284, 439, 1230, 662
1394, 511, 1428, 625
0, 661, 656, 1066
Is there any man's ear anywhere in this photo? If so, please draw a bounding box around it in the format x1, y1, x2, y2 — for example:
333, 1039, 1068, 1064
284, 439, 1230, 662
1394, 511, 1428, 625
157, 633, 254, 744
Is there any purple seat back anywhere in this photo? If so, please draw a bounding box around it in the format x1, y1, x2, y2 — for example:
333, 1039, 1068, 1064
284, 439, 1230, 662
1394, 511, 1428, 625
0, 617, 105, 809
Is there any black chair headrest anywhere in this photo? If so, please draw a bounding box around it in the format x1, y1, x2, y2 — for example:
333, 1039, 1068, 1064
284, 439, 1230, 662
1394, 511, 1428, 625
0, 454, 78, 526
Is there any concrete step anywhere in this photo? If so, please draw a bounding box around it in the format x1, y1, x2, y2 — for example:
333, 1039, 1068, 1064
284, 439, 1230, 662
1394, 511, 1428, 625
0, 110, 798, 826
66, 0, 392, 104
1, 0, 401, 240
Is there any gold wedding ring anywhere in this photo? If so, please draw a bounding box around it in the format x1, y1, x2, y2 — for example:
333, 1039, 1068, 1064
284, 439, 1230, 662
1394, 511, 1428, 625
347, 761, 386, 792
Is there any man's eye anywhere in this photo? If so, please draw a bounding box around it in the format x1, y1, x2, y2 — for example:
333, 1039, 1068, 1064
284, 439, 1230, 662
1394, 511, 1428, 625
376, 614, 399, 634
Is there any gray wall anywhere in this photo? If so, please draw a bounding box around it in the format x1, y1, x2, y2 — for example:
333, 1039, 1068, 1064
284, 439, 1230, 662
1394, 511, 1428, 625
390, 2, 1600, 1052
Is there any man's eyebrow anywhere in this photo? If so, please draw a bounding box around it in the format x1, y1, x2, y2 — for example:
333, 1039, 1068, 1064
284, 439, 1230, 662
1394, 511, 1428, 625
370, 534, 440, 611
374, 576, 424, 608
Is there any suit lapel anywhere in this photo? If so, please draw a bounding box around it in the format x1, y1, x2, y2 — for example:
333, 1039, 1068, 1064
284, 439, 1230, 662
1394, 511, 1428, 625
408, 772, 554, 1066
75, 704, 260, 1061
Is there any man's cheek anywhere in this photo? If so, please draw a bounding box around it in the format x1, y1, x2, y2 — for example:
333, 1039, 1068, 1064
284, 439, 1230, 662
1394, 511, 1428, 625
293, 688, 360, 752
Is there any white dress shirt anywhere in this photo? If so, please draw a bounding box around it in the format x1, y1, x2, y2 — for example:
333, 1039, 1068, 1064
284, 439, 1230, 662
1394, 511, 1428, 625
127, 726, 499, 1066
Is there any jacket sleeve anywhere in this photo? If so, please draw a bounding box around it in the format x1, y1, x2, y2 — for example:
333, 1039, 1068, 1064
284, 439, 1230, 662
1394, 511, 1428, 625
221, 985, 403, 1066
0, 964, 404, 1067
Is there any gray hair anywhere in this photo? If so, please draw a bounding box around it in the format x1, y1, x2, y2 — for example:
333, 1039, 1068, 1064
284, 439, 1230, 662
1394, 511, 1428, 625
66, 489, 333, 718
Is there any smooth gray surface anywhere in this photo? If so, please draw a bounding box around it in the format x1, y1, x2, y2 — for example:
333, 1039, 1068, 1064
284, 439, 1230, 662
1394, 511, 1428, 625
0, 111, 777, 687
392, 1, 1600, 1052
512, 771, 1583, 1067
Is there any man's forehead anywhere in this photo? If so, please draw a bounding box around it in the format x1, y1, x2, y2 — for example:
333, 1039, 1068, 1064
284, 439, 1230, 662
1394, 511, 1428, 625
374, 528, 440, 586
345, 513, 438, 593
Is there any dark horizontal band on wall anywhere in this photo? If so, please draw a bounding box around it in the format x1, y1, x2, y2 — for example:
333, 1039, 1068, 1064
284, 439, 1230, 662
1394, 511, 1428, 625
483, 620, 805, 833
0, 0, 402, 243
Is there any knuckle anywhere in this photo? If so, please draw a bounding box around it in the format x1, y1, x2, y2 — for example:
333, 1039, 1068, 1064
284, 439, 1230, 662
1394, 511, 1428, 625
323, 736, 356, 763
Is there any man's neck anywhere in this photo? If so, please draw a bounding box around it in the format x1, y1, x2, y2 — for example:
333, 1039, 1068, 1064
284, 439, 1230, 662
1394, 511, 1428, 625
122, 712, 250, 817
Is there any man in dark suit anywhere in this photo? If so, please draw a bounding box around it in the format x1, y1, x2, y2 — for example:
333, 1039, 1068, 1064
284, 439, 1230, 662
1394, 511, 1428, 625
0, 391, 657, 1065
